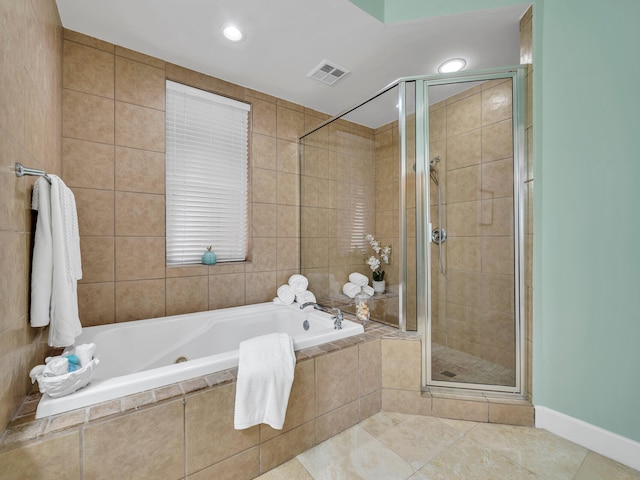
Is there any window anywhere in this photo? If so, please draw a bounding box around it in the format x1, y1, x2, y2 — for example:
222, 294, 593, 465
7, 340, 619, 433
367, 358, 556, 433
165, 80, 250, 265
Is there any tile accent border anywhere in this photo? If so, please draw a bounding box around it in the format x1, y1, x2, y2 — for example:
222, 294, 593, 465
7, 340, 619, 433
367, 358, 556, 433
536, 406, 640, 472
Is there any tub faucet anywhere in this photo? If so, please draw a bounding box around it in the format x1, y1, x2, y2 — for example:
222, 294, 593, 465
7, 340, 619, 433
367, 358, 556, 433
299, 302, 344, 330
299, 302, 320, 310
332, 308, 344, 330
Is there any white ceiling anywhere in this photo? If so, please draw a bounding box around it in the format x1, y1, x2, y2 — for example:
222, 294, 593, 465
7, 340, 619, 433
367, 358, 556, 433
55, 0, 529, 128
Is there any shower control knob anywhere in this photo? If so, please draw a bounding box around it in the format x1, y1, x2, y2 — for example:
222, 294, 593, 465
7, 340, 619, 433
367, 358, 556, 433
431, 228, 447, 245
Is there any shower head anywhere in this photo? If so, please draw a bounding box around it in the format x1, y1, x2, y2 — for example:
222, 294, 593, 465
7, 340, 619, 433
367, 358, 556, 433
429, 156, 441, 170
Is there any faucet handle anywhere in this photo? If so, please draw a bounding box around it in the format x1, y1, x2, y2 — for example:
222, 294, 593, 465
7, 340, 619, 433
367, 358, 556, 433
332, 308, 343, 330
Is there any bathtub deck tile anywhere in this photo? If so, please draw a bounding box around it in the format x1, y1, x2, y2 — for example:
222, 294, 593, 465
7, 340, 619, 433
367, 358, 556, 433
122, 391, 155, 411
154, 384, 184, 403
181, 377, 210, 394
299, 346, 325, 358
318, 342, 341, 354
13, 393, 41, 420
343, 335, 366, 345
205, 370, 235, 388
0, 419, 45, 449
357, 333, 378, 342
44, 409, 87, 435
89, 399, 122, 421
332, 338, 355, 349
295, 350, 310, 361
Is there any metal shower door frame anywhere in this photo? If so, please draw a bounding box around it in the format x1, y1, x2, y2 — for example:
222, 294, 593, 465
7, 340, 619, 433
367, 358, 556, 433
399, 66, 527, 395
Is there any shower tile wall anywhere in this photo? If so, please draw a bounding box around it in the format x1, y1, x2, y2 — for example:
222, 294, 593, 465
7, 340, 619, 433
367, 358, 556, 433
300, 120, 377, 301
0, 0, 62, 432
61, 30, 325, 326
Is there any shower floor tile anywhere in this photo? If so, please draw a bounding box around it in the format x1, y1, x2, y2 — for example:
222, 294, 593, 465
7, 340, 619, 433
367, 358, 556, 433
257, 412, 640, 480
431, 343, 516, 386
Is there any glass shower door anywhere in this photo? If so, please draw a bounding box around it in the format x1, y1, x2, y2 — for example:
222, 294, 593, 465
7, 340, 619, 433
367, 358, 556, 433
421, 70, 525, 392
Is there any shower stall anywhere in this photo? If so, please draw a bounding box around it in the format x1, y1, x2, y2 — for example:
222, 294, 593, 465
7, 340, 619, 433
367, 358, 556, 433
299, 66, 527, 394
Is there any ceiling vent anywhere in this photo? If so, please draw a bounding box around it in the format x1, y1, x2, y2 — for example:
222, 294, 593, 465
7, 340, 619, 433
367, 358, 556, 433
307, 60, 350, 86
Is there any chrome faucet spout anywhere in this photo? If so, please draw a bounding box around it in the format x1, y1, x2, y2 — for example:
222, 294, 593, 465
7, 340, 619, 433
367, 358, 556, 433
299, 302, 318, 310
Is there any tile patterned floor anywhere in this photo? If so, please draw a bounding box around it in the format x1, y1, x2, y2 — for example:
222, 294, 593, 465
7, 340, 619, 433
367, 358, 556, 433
257, 412, 640, 480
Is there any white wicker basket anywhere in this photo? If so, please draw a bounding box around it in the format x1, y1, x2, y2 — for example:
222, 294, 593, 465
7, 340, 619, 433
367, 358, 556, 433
33, 358, 99, 398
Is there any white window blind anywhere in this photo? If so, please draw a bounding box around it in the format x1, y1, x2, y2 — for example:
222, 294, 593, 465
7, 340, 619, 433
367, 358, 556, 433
165, 80, 250, 265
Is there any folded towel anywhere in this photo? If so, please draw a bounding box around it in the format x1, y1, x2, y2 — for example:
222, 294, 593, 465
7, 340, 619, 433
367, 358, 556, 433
342, 282, 361, 299
288, 274, 309, 294
234, 333, 296, 430
362, 285, 374, 296
349, 272, 369, 287
276, 284, 295, 305
295, 290, 316, 305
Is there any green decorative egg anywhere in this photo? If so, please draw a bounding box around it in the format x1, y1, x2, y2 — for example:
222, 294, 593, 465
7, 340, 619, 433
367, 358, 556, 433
202, 246, 217, 265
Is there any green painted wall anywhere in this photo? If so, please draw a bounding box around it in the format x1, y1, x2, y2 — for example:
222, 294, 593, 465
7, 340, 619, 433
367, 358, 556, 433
348, 0, 385, 22
354, 0, 640, 443
534, 0, 640, 441
349, 0, 529, 22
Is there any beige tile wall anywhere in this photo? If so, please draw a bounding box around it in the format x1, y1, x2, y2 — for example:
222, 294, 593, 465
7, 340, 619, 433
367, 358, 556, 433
0, 0, 62, 432
300, 115, 406, 328
61, 30, 327, 326
299, 120, 378, 302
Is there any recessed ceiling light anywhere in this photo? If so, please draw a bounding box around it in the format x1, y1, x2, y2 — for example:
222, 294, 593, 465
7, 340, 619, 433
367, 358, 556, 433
438, 58, 467, 73
223, 25, 243, 42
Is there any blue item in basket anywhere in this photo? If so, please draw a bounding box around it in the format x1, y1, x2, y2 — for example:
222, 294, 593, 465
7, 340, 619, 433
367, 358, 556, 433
66, 354, 81, 372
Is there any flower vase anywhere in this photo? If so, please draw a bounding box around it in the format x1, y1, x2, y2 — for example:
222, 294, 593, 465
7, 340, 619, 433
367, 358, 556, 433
201, 246, 217, 265
372, 280, 385, 294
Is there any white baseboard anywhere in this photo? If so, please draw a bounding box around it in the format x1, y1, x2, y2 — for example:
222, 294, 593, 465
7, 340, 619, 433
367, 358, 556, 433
535, 406, 640, 472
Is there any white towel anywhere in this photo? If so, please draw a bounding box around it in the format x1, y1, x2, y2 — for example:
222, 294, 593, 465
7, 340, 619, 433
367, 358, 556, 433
342, 282, 361, 299
362, 285, 374, 296
234, 333, 296, 430
295, 290, 316, 305
73, 343, 96, 367
349, 272, 369, 287
288, 274, 309, 294
276, 284, 295, 305
31, 175, 83, 347
42, 357, 69, 377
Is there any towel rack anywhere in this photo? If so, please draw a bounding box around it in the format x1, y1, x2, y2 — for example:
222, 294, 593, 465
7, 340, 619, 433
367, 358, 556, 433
15, 162, 52, 184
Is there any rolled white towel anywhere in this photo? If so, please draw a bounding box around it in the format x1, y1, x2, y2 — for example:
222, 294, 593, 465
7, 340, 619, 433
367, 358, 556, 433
362, 285, 374, 296
276, 284, 295, 305
295, 290, 316, 305
342, 282, 361, 299
74, 343, 96, 367
349, 272, 369, 287
288, 274, 309, 294
273, 297, 284, 305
